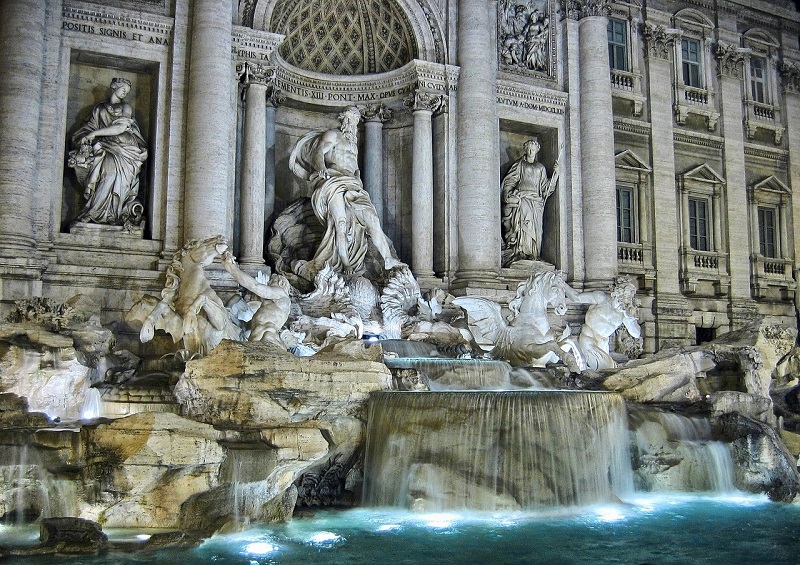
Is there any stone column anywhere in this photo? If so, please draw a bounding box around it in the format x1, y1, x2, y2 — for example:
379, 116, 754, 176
570, 0, 617, 287
237, 62, 269, 267
779, 61, 800, 308
265, 88, 283, 232
184, 0, 234, 242
642, 19, 692, 347
716, 42, 757, 328
406, 92, 445, 279
0, 0, 47, 298
453, 0, 502, 290
361, 104, 392, 226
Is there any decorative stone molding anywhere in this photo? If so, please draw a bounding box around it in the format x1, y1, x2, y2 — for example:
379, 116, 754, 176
496, 80, 567, 114
359, 103, 394, 123
779, 61, 800, 93
565, 0, 611, 20
642, 22, 678, 60
268, 88, 285, 107
613, 118, 651, 137
715, 43, 750, 79
673, 131, 723, 149
404, 90, 447, 114
61, 2, 173, 46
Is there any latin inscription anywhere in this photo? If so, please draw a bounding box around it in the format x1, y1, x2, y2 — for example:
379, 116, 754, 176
62, 21, 170, 46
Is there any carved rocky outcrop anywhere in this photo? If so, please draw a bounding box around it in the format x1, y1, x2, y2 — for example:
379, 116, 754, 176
83, 412, 226, 529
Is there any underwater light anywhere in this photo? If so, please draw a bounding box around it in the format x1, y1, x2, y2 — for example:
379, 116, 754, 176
377, 524, 402, 532
421, 513, 460, 529
594, 506, 626, 522
307, 531, 343, 546
135, 534, 151, 541
244, 541, 279, 555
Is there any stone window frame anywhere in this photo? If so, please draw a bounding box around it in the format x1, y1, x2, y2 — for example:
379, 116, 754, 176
671, 9, 718, 131
608, 5, 644, 116
748, 175, 796, 300
741, 29, 784, 144
677, 163, 729, 296
615, 149, 655, 289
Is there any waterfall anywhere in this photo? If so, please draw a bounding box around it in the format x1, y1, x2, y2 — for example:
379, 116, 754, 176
383, 358, 515, 390
363, 391, 634, 511
81, 388, 103, 420
629, 407, 739, 494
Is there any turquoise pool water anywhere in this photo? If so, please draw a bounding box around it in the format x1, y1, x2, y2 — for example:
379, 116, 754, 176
2, 494, 799, 564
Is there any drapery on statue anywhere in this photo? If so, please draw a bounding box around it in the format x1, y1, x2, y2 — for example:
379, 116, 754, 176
289, 106, 401, 280
573, 277, 642, 370
68, 78, 148, 228
501, 138, 560, 266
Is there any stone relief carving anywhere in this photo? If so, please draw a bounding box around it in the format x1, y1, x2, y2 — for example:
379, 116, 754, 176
498, 0, 551, 73
715, 43, 751, 79
779, 60, 800, 93
68, 78, 148, 230
404, 90, 447, 113
287, 106, 402, 282
501, 137, 560, 266
642, 22, 678, 60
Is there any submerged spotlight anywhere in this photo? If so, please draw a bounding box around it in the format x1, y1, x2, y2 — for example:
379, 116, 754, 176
244, 541, 278, 555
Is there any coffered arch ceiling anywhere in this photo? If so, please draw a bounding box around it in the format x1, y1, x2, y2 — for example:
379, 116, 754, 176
242, 0, 445, 73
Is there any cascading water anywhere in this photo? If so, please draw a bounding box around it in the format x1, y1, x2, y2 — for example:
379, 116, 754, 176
81, 388, 103, 420
363, 391, 634, 511
629, 406, 738, 493
383, 358, 517, 390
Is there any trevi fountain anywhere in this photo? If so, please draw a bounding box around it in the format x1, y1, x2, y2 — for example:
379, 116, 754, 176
1, 0, 800, 563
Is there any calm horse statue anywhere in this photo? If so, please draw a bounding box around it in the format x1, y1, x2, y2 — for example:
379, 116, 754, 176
453, 270, 585, 371
130, 235, 242, 355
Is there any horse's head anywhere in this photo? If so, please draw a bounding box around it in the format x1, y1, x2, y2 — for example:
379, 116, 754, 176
187, 235, 228, 266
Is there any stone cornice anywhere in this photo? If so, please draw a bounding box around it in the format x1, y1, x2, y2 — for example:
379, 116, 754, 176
715, 42, 751, 79
62, 0, 173, 45
614, 118, 651, 136
642, 22, 679, 60
674, 130, 724, 149
566, 0, 611, 20
744, 144, 788, 163
496, 80, 567, 114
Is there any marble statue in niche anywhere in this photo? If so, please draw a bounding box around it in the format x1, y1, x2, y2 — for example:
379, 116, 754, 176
501, 137, 560, 266
288, 106, 401, 281
499, 0, 550, 73
67, 78, 148, 229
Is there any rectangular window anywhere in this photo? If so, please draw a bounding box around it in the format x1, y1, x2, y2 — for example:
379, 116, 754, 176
688, 197, 709, 251
681, 38, 702, 88
607, 19, 628, 72
616, 187, 634, 243
758, 207, 777, 257
750, 56, 766, 103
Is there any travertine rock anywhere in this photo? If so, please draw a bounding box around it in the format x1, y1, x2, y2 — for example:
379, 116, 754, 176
174, 339, 391, 427
84, 412, 225, 528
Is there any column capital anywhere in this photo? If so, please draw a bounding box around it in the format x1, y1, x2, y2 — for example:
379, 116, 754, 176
566, 0, 611, 20
268, 88, 285, 107
404, 90, 447, 114
779, 60, 800, 94
642, 22, 680, 60
236, 61, 273, 87
359, 103, 393, 123
715, 42, 750, 79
